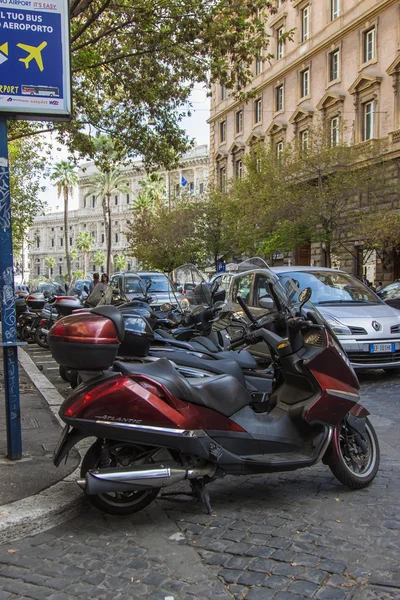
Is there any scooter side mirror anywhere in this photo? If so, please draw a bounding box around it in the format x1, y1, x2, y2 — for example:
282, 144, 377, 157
213, 288, 226, 303
259, 296, 274, 310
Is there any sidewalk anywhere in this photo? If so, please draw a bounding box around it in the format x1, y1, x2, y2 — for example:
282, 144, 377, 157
0, 347, 83, 544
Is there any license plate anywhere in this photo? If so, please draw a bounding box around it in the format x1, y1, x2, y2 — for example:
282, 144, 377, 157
53, 425, 70, 461
370, 343, 395, 353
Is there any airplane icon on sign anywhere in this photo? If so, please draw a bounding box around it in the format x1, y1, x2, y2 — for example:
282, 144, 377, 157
17, 41, 47, 71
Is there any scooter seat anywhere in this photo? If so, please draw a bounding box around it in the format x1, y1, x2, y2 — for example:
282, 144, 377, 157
114, 358, 250, 417
190, 336, 221, 352
148, 349, 247, 388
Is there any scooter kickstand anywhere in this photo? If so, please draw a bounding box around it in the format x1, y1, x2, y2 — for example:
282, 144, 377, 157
191, 479, 213, 515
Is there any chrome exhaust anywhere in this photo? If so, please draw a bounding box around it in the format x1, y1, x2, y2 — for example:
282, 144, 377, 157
77, 464, 214, 495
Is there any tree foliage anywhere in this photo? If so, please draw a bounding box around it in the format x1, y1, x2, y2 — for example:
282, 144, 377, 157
9, 0, 277, 168
127, 197, 204, 272
9, 137, 46, 256
51, 161, 79, 283
230, 127, 399, 265
92, 250, 105, 271
84, 168, 131, 274
114, 254, 127, 272
76, 231, 92, 276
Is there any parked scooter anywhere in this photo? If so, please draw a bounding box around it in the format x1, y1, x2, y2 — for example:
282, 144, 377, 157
50, 275, 380, 516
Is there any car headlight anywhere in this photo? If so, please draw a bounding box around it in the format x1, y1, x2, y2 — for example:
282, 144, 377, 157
324, 315, 352, 336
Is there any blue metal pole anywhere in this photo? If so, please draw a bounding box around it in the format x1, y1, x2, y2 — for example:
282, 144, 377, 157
0, 118, 22, 460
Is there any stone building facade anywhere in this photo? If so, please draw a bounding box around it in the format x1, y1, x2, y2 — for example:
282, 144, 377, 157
28, 144, 209, 278
209, 0, 400, 282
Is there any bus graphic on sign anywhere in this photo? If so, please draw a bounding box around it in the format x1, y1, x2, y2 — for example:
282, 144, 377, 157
21, 85, 60, 98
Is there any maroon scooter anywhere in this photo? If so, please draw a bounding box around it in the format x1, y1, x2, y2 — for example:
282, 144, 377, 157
50, 286, 380, 516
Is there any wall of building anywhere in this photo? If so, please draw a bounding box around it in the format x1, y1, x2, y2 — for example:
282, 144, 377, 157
209, 0, 400, 281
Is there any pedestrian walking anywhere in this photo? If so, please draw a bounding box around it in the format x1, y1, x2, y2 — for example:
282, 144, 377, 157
90, 272, 99, 292
101, 273, 109, 284
375, 282, 383, 292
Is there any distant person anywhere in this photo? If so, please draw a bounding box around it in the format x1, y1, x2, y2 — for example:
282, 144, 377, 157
90, 272, 99, 292
375, 282, 383, 292
101, 273, 109, 284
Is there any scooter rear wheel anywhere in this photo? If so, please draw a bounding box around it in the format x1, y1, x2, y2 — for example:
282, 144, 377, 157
81, 440, 160, 515
35, 325, 49, 349
329, 418, 380, 489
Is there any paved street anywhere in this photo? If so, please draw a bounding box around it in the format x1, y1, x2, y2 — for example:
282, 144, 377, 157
1, 347, 399, 600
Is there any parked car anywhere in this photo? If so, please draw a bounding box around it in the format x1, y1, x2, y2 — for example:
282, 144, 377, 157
223, 264, 400, 372
208, 272, 235, 292
110, 272, 147, 302
377, 281, 400, 310
136, 271, 184, 308
272, 266, 400, 372
67, 279, 92, 299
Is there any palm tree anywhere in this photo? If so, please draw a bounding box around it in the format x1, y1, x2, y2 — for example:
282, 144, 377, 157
93, 250, 105, 273
114, 254, 127, 272
76, 231, 92, 277
51, 161, 78, 284
84, 169, 131, 274
133, 193, 154, 214
138, 173, 166, 211
44, 256, 55, 277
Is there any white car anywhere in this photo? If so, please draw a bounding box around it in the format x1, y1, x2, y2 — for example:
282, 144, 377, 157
225, 264, 400, 372
273, 267, 400, 372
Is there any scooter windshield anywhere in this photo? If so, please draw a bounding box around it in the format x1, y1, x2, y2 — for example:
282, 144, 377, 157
227, 257, 326, 326
170, 264, 211, 308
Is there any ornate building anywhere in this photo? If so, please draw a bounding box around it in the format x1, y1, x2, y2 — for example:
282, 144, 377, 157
209, 0, 400, 282
28, 144, 209, 278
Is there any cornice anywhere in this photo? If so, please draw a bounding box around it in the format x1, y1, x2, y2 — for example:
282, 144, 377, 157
209, 0, 397, 123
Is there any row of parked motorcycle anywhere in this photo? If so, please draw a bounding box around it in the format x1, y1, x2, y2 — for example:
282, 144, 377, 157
15, 262, 381, 517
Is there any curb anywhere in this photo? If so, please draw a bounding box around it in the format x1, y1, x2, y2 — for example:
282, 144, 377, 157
0, 346, 85, 544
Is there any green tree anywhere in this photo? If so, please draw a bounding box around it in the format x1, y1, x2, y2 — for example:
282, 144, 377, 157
84, 169, 131, 274
138, 174, 166, 210
76, 231, 92, 277
9, 1, 277, 168
195, 190, 232, 269
93, 250, 105, 272
51, 161, 79, 284
114, 254, 127, 272
72, 269, 84, 280
70, 249, 77, 263
9, 137, 46, 259
231, 126, 398, 266
44, 256, 56, 277
132, 193, 154, 214
127, 197, 203, 272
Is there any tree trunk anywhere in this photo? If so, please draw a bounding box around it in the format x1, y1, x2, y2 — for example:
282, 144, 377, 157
106, 193, 113, 275
64, 188, 72, 283
84, 251, 87, 277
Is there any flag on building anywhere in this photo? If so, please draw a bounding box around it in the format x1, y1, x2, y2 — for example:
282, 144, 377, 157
181, 176, 188, 187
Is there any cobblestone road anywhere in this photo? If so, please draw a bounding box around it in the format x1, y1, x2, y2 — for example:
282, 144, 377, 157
1, 348, 399, 600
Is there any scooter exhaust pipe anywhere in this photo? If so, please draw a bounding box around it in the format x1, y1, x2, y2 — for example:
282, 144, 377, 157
77, 464, 214, 495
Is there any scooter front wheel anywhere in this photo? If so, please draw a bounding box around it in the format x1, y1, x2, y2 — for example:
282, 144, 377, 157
80, 440, 160, 516
329, 418, 380, 489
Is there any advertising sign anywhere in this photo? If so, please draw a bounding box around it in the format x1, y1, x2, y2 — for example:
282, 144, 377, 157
0, 0, 71, 120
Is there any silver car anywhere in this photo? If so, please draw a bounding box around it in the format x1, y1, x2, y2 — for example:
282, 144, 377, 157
273, 266, 400, 372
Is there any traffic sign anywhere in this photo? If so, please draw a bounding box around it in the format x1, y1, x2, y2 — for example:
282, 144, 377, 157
217, 261, 226, 273
0, 0, 71, 120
